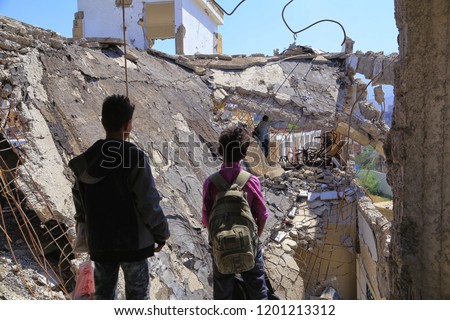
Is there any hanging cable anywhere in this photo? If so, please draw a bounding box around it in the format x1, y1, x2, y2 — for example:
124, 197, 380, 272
282, 0, 347, 45
209, 0, 248, 16
121, 1, 129, 97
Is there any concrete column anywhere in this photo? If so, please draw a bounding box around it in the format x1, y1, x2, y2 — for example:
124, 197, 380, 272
174, 0, 184, 55
386, 0, 450, 299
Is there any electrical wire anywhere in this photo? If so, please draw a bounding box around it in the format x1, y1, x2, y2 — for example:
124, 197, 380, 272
209, 0, 248, 16
121, 0, 129, 97
282, 0, 347, 45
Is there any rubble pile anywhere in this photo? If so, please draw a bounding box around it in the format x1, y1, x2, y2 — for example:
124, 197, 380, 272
0, 15, 389, 300
264, 167, 352, 194
0, 15, 219, 300
0, 255, 65, 300
261, 166, 358, 299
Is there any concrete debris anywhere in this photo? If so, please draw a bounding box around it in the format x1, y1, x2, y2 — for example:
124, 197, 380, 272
0, 15, 395, 300
282, 238, 298, 250
287, 207, 297, 219
1, 83, 13, 98
313, 55, 330, 64
358, 102, 381, 121
320, 191, 344, 201
271, 230, 287, 243
349, 51, 397, 85
310, 287, 341, 300
125, 50, 139, 62
258, 153, 361, 299
194, 53, 233, 61
308, 192, 321, 201
0, 15, 220, 300
373, 85, 385, 105
337, 121, 371, 146
0, 250, 66, 300
282, 254, 300, 272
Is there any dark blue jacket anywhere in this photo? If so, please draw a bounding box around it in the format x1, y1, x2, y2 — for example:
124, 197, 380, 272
69, 139, 169, 262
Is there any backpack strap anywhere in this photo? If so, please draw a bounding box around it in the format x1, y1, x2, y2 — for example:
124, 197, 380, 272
209, 170, 252, 191
209, 172, 230, 191
233, 171, 252, 190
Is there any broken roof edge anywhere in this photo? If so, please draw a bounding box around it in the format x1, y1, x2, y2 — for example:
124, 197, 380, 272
195, 0, 224, 25
147, 48, 350, 75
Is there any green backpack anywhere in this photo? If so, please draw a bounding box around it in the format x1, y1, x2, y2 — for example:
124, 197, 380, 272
208, 171, 259, 274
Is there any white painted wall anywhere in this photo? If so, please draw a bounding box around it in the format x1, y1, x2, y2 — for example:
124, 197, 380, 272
358, 212, 378, 261
179, 0, 220, 54
78, 0, 146, 48
77, 0, 223, 53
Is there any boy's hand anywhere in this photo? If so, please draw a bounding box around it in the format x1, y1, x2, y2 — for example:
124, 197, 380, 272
154, 242, 165, 252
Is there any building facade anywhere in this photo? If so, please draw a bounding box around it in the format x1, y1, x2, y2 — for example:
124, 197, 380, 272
73, 0, 224, 54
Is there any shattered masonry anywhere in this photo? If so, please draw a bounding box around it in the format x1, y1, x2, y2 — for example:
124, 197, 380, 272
0, 15, 395, 299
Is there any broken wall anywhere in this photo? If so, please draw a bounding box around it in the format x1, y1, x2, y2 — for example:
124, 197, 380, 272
0, 13, 401, 299
356, 196, 391, 299
386, 0, 450, 299
176, 0, 223, 54
76, 0, 223, 54
296, 200, 357, 299
77, 0, 146, 48
0, 15, 219, 299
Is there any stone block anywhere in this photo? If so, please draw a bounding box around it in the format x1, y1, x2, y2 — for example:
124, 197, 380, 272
270, 230, 287, 243
374, 140, 385, 157
337, 122, 371, 146
287, 207, 297, 219
0, 39, 21, 51
307, 200, 325, 209
1, 83, 13, 98
274, 93, 291, 105
307, 192, 321, 201
320, 191, 344, 200
360, 120, 381, 138
73, 19, 83, 29
289, 230, 299, 239
126, 51, 139, 62
359, 102, 380, 121
266, 167, 285, 179
74, 11, 84, 19
281, 242, 292, 253
282, 254, 300, 272
313, 55, 330, 64
49, 38, 64, 49
115, 0, 133, 7
283, 238, 298, 250
72, 27, 83, 38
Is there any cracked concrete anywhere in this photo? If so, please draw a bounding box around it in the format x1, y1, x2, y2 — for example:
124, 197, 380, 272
0, 14, 401, 300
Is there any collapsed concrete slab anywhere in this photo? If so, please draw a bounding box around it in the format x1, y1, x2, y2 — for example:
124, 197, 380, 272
166, 49, 395, 158
0, 15, 397, 299
0, 15, 219, 299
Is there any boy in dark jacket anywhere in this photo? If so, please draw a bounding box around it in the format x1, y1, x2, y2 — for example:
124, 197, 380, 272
69, 95, 169, 300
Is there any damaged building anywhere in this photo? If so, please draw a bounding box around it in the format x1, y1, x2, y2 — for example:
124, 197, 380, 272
73, 0, 224, 54
0, 0, 449, 300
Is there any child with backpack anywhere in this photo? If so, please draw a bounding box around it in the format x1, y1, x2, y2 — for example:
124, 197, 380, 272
202, 126, 269, 300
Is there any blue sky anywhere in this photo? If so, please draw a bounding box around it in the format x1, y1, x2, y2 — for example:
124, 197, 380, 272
0, 0, 398, 55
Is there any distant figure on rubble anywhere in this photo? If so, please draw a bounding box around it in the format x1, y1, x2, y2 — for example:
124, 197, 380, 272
255, 115, 270, 157
69, 95, 170, 300
202, 126, 269, 299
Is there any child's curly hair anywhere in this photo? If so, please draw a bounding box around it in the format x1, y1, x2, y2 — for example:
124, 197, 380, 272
218, 126, 250, 163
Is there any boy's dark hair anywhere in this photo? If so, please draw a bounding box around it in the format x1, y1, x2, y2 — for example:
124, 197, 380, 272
218, 126, 250, 163
262, 115, 269, 121
101, 95, 135, 132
